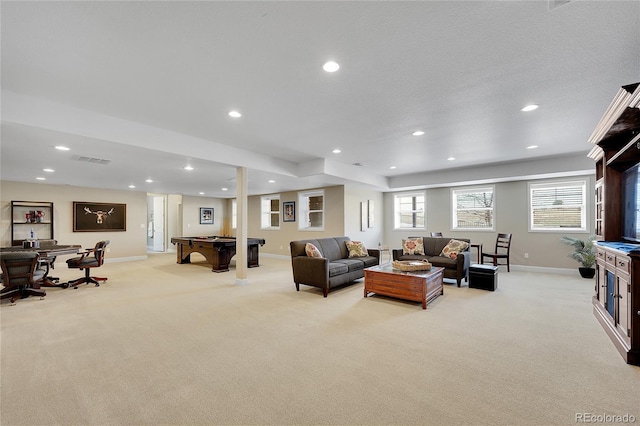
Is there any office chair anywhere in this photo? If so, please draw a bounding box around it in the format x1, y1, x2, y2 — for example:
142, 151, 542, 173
481, 233, 513, 272
0, 251, 46, 304
66, 240, 109, 289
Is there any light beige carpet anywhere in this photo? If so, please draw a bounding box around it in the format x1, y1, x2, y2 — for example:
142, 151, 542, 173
1, 253, 639, 426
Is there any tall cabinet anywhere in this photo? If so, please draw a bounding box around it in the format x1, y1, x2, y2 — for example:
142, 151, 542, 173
10, 200, 54, 245
588, 82, 640, 365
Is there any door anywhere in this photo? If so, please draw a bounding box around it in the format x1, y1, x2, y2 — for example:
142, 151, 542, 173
147, 195, 166, 252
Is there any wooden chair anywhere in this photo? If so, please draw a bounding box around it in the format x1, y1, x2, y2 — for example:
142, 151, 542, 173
481, 233, 512, 271
66, 240, 109, 289
0, 251, 46, 304
430, 232, 443, 237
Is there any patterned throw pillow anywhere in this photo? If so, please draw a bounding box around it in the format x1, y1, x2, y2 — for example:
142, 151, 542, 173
346, 240, 368, 258
305, 243, 323, 258
402, 237, 425, 255
440, 239, 469, 259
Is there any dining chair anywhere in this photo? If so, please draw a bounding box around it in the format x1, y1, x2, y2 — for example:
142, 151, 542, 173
481, 233, 513, 271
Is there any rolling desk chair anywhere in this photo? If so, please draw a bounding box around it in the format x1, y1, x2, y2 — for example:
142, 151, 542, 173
66, 240, 109, 289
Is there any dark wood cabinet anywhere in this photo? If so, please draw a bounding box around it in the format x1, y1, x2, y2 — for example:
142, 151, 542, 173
589, 82, 640, 365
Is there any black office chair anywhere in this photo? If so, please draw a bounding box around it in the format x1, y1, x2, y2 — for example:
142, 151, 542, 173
481, 233, 513, 272
66, 240, 109, 289
430, 232, 443, 237
0, 251, 46, 304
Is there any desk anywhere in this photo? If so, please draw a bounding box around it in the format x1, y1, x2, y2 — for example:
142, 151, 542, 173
0, 245, 81, 288
171, 236, 266, 272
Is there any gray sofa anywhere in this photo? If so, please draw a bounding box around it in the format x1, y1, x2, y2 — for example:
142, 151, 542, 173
290, 237, 380, 297
392, 236, 471, 286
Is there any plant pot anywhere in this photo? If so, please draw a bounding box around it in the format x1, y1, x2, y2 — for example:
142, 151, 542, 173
578, 267, 595, 279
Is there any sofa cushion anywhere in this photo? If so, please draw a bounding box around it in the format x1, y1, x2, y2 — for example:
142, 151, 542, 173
328, 262, 349, 277
334, 258, 365, 272
360, 255, 379, 268
440, 239, 470, 259
305, 242, 323, 258
316, 238, 345, 261
428, 255, 458, 268
402, 238, 425, 255
346, 240, 368, 257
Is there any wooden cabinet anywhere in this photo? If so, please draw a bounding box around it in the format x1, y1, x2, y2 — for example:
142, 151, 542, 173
10, 200, 54, 245
589, 82, 640, 365
593, 245, 636, 363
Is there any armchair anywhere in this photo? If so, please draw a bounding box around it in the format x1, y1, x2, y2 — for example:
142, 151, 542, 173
66, 240, 109, 289
0, 251, 46, 304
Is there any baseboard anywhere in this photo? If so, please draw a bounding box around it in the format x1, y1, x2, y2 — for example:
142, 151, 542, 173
509, 264, 579, 276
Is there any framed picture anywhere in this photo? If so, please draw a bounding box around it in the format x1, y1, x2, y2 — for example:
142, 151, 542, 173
283, 201, 296, 222
361, 201, 368, 231
73, 202, 126, 232
368, 199, 374, 228
200, 207, 214, 224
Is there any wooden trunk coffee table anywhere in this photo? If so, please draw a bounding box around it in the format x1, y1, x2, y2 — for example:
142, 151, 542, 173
364, 265, 444, 309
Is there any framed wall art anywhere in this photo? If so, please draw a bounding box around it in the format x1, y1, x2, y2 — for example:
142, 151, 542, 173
283, 201, 295, 222
73, 202, 126, 232
200, 207, 214, 224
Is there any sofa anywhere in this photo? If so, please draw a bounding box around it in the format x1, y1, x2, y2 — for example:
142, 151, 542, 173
392, 236, 471, 286
290, 237, 380, 297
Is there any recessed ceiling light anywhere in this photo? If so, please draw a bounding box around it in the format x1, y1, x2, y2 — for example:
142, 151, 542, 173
36, 177, 46, 180
221, 188, 228, 191
412, 131, 425, 136
323, 61, 340, 72
145, 178, 154, 183
447, 157, 456, 161
228, 110, 242, 118
199, 192, 205, 195
43, 168, 55, 173
55, 146, 70, 151
268, 180, 276, 183
521, 104, 539, 112
332, 149, 341, 154
184, 165, 194, 171
527, 145, 539, 149
128, 185, 136, 189
390, 166, 397, 170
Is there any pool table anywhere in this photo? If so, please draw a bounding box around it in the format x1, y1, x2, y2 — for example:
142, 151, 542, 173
170, 236, 266, 272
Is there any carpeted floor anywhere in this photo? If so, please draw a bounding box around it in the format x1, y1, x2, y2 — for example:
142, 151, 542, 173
1, 253, 639, 425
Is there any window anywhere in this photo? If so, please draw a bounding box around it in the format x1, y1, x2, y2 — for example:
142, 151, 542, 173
260, 195, 280, 229
529, 180, 587, 231
452, 187, 494, 230
298, 190, 324, 230
393, 192, 425, 229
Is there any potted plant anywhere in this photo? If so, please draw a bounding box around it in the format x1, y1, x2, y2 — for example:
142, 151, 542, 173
560, 235, 596, 278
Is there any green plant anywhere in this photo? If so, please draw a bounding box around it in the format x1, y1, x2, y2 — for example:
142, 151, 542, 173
560, 235, 596, 268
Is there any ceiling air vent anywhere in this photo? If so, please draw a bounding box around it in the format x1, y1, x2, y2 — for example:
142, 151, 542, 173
352, 162, 363, 167
548, 0, 571, 11
73, 156, 111, 165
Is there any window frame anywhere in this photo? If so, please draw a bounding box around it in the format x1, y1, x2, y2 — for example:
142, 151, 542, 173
260, 194, 280, 230
528, 179, 588, 233
451, 186, 495, 231
393, 191, 426, 230
298, 190, 324, 231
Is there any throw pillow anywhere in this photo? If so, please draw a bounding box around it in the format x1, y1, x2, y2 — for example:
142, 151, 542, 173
305, 242, 323, 258
402, 237, 425, 255
346, 240, 368, 258
440, 239, 469, 259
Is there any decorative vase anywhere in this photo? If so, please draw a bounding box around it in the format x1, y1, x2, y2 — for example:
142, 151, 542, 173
578, 267, 596, 279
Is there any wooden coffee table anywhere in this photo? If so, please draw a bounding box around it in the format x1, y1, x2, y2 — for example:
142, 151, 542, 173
364, 265, 444, 309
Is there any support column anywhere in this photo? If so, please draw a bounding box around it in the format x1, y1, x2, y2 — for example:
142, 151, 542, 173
235, 166, 248, 285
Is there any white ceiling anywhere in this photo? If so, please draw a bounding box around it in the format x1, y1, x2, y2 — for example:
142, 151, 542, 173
1, 1, 639, 198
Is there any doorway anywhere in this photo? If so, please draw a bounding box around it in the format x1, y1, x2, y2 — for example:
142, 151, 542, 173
147, 194, 166, 252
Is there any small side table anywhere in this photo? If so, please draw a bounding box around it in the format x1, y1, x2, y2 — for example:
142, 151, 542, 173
377, 245, 391, 264
470, 243, 482, 264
